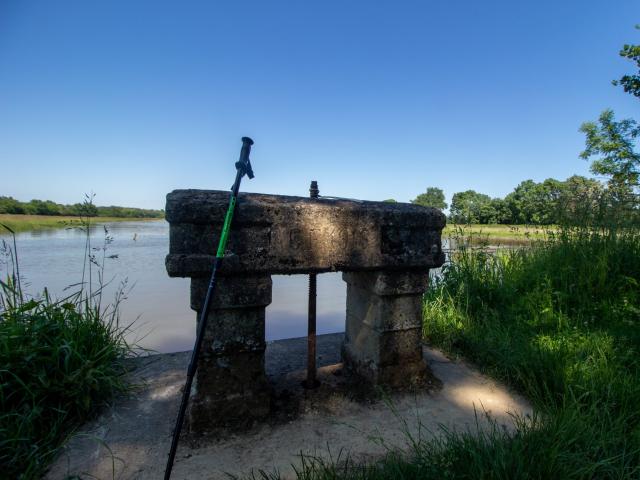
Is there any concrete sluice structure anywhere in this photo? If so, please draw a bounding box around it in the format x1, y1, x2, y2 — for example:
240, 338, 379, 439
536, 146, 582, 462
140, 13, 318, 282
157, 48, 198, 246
165, 189, 446, 432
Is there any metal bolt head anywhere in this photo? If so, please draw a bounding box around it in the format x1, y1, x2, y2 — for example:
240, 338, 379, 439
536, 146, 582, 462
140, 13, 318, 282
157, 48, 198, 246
309, 181, 319, 198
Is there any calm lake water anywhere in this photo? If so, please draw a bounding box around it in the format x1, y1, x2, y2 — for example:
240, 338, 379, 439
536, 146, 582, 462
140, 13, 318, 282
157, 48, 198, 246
0, 220, 346, 353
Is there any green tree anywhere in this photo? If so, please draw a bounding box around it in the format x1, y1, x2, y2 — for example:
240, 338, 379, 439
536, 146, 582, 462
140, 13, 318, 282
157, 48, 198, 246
580, 109, 640, 188
557, 175, 605, 225
24, 199, 63, 216
476, 201, 498, 224
489, 198, 512, 224
578, 25, 640, 227
449, 190, 491, 224
0, 196, 162, 218
411, 187, 447, 210
613, 26, 640, 98
78, 202, 98, 217
504, 179, 565, 225
0, 196, 25, 214
505, 180, 540, 224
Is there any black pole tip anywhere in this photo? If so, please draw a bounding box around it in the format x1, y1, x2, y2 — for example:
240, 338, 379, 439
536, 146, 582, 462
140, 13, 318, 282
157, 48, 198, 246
241, 137, 254, 146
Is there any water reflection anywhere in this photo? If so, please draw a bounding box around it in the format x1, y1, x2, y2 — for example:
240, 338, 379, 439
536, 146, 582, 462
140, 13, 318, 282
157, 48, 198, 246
268, 273, 345, 341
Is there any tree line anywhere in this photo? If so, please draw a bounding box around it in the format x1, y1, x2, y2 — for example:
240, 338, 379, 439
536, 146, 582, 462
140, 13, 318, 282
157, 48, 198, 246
0, 196, 164, 218
409, 175, 617, 225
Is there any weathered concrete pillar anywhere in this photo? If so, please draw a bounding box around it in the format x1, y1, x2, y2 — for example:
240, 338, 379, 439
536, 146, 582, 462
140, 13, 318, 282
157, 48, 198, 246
188, 275, 272, 431
342, 271, 429, 388
166, 189, 446, 429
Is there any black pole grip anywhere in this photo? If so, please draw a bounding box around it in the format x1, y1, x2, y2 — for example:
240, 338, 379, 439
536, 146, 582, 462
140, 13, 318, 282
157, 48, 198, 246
238, 137, 254, 179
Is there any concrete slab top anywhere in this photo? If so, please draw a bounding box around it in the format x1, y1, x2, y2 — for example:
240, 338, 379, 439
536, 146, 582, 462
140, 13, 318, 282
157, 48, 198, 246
165, 190, 447, 227
165, 190, 446, 276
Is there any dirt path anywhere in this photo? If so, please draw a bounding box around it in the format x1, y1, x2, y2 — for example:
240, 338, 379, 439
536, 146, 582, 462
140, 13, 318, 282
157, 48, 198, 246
46, 334, 531, 479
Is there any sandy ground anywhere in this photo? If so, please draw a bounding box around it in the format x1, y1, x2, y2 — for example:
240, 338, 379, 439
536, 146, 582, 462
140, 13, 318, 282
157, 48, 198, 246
46, 333, 532, 480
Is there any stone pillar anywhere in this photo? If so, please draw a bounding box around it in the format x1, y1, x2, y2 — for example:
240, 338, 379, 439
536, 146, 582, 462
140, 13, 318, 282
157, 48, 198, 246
342, 271, 430, 388
188, 274, 272, 432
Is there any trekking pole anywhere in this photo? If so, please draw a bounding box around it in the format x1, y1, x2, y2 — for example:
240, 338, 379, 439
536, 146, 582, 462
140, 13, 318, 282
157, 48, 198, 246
164, 137, 255, 480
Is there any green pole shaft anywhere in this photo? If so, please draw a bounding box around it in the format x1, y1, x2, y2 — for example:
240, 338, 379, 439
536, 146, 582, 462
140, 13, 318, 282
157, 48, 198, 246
216, 196, 237, 258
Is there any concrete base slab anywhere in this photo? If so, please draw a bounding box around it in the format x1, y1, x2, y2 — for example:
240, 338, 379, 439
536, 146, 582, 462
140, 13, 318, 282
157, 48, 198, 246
46, 333, 532, 480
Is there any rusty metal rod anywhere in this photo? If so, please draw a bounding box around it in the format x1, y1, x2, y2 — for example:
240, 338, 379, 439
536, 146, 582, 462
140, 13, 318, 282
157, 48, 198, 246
304, 180, 320, 389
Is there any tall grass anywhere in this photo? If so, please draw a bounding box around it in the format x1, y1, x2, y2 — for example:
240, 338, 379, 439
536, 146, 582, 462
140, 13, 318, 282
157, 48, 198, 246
422, 229, 640, 478
281, 229, 640, 479
0, 210, 134, 478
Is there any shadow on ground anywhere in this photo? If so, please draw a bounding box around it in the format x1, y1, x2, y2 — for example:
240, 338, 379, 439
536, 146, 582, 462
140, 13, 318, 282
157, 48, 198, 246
46, 333, 531, 480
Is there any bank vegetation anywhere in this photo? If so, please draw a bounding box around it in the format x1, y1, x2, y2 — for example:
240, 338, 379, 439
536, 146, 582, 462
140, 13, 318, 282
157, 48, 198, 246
0, 219, 134, 479
0, 194, 163, 219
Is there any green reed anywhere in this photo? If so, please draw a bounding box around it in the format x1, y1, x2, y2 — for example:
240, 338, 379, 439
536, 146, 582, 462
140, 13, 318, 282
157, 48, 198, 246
0, 201, 134, 479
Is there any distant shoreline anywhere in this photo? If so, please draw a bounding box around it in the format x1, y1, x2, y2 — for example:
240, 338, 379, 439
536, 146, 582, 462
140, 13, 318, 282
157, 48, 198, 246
0, 214, 164, 233
443, 223, 552, 241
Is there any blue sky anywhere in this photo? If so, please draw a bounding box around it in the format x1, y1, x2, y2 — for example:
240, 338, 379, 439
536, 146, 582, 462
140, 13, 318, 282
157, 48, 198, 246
1, 0, 638, 210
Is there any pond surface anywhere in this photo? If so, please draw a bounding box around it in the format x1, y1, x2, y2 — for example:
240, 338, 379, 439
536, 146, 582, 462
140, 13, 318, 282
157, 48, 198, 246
0, 221, 346, 353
